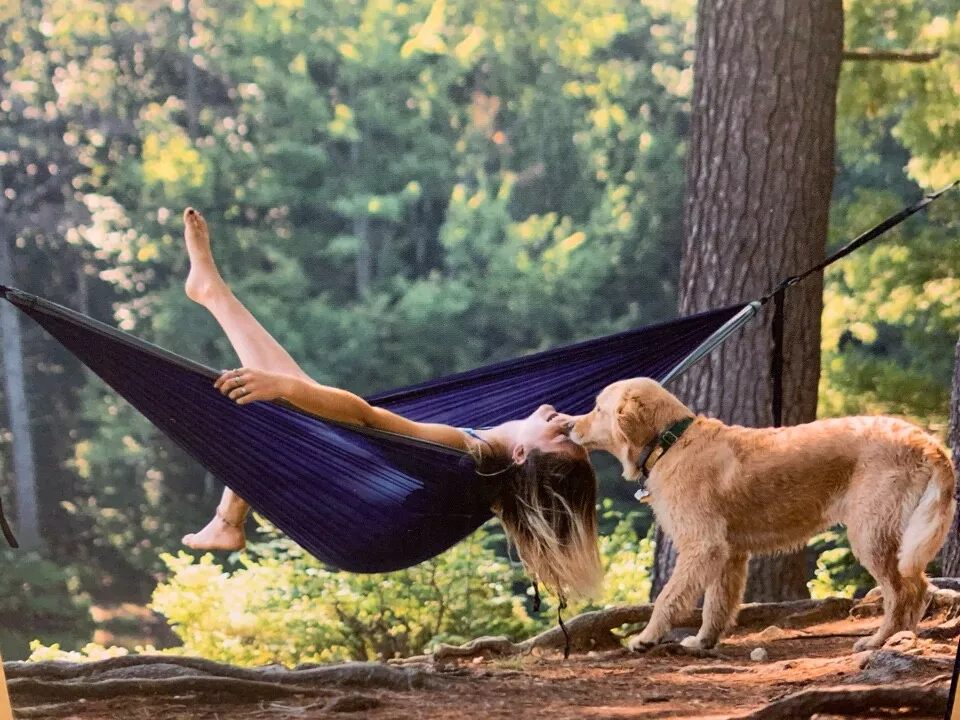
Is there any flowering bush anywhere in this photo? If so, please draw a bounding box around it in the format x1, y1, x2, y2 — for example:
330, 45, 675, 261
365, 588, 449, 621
148, 522, 546, 664
30, 511, 654, 666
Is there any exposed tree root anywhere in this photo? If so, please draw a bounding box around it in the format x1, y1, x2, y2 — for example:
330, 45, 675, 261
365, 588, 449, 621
921, 615, 960, 640
9, 676, 323, 702
425, 598, 856, 663
927, 588, 960, 617
15, 703, 96, 718
850, 649, 955, 684
5, 657, 433, 691
930, 578, 960, 593
679, 664, 750, 675
739, 683, 950, 719
323, 693, 382, 712
736, 598, 853, 629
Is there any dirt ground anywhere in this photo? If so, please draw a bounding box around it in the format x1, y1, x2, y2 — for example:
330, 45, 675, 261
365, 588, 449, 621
11, 610, 959, 720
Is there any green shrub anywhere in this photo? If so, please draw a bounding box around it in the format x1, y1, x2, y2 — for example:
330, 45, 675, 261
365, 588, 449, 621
0, 549, 94, 659
807, 529, 874, 599
594, 503, 653, 606
150, 510, 656, 664
29, 510, 655, 666
149, 522, 546, 665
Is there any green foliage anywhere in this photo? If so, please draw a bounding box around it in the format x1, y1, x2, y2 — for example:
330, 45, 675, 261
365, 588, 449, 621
819, 186, 958, 430
149, 523, 544, 664
25, 510, 652, 666
807, 530, 875, 599
826, 0, 959, 430
0, 550, 94, 660
27, 641, 134, 664
593, 501, 653, 606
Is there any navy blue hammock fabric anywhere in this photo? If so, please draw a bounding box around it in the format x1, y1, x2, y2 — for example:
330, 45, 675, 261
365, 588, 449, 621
2, 286, 747, 572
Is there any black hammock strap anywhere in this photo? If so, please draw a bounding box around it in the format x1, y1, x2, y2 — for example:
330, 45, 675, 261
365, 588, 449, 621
765, 181, 957, 426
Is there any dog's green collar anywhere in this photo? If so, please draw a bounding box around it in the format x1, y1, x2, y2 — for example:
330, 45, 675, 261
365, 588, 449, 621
634, 417, 695, 499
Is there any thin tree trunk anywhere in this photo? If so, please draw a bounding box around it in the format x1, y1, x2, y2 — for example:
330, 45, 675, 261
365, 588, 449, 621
75, 263, 89, 315
355, 215, 371, 296
184, 7, 199, 141
0, 225, 42, 550
939, 337, 960, 576
651, 0, 843, 602
350, 140, 371, 296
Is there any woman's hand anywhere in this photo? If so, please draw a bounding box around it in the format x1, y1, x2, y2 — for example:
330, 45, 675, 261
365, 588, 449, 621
215, 368, 291, 405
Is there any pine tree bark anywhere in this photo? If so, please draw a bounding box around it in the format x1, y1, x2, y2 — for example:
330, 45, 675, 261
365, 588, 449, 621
651, 0, 843, 602
939, 337, 960, 576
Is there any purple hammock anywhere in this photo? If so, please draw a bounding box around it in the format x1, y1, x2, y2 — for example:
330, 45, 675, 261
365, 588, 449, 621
2, 286, 748, 572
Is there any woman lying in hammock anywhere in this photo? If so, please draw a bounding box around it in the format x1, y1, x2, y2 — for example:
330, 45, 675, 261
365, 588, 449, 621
179, 208, 602, 597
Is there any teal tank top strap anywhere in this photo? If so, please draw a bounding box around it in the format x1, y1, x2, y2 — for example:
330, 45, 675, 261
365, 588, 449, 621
460, 427, 492, 447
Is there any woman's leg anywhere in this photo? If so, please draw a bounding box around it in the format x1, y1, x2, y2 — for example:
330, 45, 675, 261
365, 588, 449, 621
181, 207, 310, 550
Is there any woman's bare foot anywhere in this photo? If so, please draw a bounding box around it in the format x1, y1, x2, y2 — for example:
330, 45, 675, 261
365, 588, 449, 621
182, 512, 246, 551
183, 208, 227, 305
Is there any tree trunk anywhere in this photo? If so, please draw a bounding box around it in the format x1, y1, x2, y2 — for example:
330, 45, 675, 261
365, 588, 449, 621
939, 337, 960, 576
0, 226, 42, 550
350, 139, 372, 296
651, 0, 843, 602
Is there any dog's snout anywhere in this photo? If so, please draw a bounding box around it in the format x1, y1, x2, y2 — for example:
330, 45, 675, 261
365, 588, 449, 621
566, 417, 587, 445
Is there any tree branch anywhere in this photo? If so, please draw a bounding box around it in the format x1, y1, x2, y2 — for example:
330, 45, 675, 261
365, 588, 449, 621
842, 49, 941, 63
739, 684, 949, 719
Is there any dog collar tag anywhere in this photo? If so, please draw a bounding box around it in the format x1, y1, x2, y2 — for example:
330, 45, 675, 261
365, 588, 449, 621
634, 487, 651, 502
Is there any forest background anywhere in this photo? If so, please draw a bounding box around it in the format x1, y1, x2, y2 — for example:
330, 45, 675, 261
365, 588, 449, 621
0, 0, 957, 662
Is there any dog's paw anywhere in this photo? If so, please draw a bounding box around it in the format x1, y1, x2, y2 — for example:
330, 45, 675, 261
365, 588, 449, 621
680, 635, 708, 650
627, 635, 657, 653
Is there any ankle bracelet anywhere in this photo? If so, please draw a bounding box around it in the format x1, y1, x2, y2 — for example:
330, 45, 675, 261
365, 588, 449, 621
216, 507, 245, 529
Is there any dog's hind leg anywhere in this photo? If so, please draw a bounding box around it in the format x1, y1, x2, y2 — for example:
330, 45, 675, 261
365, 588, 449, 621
849, 527, 929, 651
848, 456, 953, 651
852, 568, 928, 651
681, 552, 749, 650
629, 545, 725, 651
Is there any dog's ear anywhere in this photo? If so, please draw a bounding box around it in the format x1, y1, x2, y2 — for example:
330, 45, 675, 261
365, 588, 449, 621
610, 389, 646, 480
615, 390, 645, 440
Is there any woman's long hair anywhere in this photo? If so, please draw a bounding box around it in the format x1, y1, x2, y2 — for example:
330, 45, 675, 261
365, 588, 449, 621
479, 448, 602, 599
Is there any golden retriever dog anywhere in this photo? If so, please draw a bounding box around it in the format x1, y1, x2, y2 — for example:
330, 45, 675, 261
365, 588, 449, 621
568, 378, 956, 652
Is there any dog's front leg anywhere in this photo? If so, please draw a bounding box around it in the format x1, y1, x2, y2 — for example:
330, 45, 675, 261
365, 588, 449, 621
681, 552, 749, 650
629, 548, 720, 651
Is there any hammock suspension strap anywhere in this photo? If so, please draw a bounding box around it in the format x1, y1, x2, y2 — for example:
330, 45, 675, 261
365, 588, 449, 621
650, 181, 958, 427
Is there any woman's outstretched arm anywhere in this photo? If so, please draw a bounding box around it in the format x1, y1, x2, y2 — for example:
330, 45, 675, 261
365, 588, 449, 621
216, 368, 469, 450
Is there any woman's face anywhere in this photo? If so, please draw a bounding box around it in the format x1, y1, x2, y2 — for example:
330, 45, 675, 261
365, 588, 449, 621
505, 404, 588, 463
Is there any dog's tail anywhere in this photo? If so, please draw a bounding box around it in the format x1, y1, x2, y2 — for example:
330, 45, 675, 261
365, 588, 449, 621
898, 442, 956, 577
